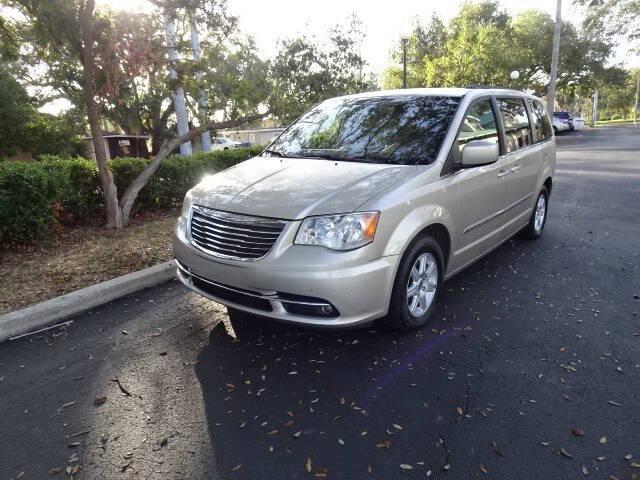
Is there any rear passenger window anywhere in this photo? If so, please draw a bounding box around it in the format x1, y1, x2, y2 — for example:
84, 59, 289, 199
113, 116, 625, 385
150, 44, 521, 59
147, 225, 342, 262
497, 98, 532, 153
530, 100, 552, 141
456, 99, 499, 151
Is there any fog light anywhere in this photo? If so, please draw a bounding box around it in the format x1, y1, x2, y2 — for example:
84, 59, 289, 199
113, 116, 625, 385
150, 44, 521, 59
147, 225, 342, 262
321, 305, 333, 315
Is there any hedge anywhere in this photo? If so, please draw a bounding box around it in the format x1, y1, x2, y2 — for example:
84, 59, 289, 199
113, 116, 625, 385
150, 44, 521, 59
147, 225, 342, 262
0, 146, 264, 244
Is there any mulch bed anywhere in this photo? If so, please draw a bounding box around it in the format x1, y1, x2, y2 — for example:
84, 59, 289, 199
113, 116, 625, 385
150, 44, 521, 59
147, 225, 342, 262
0, 209, 179, 314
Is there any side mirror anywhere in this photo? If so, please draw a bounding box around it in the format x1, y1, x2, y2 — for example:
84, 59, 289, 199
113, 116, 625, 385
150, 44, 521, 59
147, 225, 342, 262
460, 139, 499, 167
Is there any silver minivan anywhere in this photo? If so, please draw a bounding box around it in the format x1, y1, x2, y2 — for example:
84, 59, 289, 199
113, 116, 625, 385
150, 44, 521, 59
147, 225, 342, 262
173, 88, 555, 331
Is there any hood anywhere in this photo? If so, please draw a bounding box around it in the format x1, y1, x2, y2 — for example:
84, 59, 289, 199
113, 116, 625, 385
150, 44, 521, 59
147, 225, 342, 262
189, 157, 417, 219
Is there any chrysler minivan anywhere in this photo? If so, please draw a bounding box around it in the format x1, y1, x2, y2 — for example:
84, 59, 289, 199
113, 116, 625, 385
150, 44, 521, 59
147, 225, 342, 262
173, 88, 555, 331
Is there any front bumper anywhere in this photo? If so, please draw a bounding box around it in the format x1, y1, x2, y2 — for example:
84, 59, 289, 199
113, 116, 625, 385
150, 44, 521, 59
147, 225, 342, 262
172, 216, 398, 328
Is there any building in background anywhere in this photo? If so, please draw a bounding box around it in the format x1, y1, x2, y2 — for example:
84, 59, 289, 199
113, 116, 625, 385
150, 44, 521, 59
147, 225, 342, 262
220, 127, 286, 146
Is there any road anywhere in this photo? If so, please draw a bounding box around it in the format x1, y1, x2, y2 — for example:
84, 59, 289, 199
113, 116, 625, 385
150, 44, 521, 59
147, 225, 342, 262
1, 125, 639, 480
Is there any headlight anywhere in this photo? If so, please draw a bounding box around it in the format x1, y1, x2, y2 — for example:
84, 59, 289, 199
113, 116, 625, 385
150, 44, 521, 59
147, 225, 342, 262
295, 212, 380, 250
181, 190, 194, 218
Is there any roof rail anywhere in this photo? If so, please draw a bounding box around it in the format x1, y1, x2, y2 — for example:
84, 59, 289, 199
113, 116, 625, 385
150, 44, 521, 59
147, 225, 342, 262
465, 84, 512, 90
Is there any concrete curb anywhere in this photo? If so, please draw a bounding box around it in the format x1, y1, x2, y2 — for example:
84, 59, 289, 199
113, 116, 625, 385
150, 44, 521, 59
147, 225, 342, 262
0, 260, 176, 342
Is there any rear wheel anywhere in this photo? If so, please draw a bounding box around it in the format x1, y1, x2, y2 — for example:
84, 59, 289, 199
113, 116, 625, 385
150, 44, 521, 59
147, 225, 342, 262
521, 187, 549, 240
380, 236, 444, 331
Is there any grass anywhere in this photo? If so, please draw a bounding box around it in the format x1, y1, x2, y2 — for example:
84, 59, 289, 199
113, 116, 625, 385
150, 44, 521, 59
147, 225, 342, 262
0, 210, 178, 314
594, 118, 636, 125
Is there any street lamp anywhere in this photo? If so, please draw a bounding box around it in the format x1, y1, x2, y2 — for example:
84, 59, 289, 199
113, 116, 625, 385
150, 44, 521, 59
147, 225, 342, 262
400, 33, 410, 89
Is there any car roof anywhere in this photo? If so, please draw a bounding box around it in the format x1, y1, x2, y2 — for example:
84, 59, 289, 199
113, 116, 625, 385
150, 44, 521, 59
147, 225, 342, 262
333, 87, 541, 102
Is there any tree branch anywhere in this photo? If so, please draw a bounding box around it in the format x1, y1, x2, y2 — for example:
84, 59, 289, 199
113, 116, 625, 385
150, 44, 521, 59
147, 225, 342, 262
118, 111, 268, 222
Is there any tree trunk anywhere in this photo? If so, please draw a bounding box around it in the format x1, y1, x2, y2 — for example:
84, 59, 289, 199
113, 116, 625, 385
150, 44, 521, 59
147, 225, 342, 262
80, 0, 123, 228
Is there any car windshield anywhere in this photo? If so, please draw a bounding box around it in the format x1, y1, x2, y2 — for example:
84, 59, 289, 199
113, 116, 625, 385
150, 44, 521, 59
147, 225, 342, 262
266, 95, 461, 165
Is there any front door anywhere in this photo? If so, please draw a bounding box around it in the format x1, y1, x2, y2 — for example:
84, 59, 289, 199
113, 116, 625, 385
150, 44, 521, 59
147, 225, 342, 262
445, 98, 511, 272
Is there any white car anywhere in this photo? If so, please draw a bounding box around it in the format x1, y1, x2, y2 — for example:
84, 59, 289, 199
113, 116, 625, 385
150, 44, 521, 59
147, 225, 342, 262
573, 117, 585, 130
212, 137, 241, 151
552, 115, 570, 135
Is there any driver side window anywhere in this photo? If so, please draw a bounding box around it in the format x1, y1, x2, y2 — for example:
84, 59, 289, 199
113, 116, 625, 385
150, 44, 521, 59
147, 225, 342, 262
456, 99, 499, 154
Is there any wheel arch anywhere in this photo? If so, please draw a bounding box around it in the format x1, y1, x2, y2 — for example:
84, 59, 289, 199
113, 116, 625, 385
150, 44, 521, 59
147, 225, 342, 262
382, 205, 455, 273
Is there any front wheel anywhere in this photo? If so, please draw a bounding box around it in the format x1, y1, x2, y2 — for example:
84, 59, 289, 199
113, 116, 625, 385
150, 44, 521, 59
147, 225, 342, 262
380, 236, 444, 331
521, 187, 549, 240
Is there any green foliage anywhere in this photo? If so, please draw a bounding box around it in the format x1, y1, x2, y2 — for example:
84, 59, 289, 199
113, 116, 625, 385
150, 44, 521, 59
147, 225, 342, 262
0, 147, 263, 244
269, 15, 377, 123
0, 67, 85, 158
0, 161, 57, 243
382, 1, 616, 98
0, 67, 33, 157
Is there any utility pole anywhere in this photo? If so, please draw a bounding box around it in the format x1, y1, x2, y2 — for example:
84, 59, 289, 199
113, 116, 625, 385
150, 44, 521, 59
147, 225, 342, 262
190, 15, 211, 152
547, 0, 562, 115
592, 89, 599, 127
634, 73, 639, 125
163, 9, 192, 156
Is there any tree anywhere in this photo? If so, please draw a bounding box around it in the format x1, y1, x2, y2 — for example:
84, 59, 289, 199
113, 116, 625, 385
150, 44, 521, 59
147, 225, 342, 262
0, 67, 83, 158
577, 0, 640, 40
269, 16, 376, 123
6, 0, 263, 227
382, 14, 448, 89
381, 1, 616, 100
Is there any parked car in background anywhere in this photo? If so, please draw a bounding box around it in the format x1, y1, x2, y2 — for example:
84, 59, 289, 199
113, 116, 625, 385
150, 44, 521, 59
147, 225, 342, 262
553, 112, 574, 134
573, 117, 585, 130
212, 137, 242, 151
174, 88, 555, 331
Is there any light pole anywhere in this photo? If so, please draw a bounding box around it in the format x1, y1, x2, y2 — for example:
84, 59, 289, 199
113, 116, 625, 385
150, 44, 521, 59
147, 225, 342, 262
510, 70, 520, 88
400, 34, 409, 89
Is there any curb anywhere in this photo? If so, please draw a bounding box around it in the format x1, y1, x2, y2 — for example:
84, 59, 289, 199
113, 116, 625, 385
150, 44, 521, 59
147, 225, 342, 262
0, 260, 176, 343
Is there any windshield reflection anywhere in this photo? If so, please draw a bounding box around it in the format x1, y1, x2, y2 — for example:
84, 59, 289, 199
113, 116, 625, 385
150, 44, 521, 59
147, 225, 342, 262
265, 95, 461, 165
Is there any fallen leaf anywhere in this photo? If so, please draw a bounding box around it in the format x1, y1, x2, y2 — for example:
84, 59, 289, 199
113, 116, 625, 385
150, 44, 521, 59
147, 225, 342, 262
599, 436, 607, 444
93, 396, 107, 407
393, 424, 403, 430
293, 431, 302, 438
232, 464, 242, 471
306, 457, 312, 473
456, 407, 463, 415
400, 464, 413, 470
338, 438, 344, 445
582, 465, 589, 475
376, 440, 391, 449
571, 428, 585, 437
560, 448, 573, 459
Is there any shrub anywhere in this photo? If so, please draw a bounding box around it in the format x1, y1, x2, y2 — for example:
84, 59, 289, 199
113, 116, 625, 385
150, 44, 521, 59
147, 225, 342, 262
0, 146, 264, 244
0, 161, 57, 243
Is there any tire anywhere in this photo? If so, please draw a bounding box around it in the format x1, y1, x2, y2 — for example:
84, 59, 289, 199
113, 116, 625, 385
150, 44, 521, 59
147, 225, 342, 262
521, 187, 549, 240
380, 235, 444, 331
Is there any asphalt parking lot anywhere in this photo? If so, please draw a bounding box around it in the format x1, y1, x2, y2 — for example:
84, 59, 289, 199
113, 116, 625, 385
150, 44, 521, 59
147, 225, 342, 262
1, 125, 639, 480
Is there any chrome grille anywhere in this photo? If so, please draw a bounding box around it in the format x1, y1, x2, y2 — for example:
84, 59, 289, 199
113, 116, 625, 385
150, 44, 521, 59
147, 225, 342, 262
189, 205, 287, 261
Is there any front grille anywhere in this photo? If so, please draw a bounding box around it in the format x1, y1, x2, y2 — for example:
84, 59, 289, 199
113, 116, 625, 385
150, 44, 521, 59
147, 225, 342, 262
189, 205, 287, 261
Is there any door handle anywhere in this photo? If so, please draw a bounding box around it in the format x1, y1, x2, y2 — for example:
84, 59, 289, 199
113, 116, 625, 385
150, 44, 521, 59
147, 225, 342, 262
510, 164, 521, 173
497, 170, 509, 178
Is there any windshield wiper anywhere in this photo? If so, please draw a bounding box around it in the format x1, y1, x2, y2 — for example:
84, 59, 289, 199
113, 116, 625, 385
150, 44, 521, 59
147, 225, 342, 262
262, 148, 288, 157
